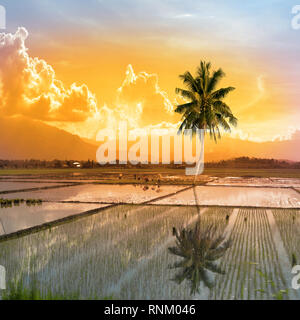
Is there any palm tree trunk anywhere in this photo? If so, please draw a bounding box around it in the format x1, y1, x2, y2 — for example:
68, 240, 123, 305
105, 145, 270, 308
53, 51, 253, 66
193, 129, 205, 218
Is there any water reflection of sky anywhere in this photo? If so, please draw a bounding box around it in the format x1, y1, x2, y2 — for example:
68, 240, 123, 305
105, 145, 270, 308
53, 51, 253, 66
0, 181, 69, 192
0, 202, 108, 235
154, 186, 300, 208
4, 184, 185, 203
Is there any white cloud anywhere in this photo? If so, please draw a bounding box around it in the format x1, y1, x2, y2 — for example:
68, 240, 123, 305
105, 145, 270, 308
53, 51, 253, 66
48, 64, 180, 139
0, 27, 97, 122
172, 14, 194, 19
115, 64, 178, 127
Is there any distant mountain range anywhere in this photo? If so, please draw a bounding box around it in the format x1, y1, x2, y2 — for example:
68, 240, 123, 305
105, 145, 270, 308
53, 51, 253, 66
204, 135, 300, 162
0, 116, 299, 161
0, 116, 97, 160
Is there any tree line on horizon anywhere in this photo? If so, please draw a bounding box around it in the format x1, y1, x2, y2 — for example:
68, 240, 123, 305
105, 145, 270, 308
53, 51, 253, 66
0, 157, 299, 170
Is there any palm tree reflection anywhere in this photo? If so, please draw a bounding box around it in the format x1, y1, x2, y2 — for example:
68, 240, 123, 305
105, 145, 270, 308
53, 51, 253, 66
168, 221, 232, 295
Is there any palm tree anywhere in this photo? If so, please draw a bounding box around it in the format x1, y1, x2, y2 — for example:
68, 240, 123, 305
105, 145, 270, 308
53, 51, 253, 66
169, 222, 232, 295
175, 61, 237, 141
168, 62, 236, 295
175, 61, 238, 211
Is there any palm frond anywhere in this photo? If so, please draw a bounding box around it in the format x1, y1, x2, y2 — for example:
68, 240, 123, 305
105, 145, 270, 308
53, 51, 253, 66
179, 72, 199, 93
204, 262, 225, 275
207, 68, 225, 93
175, 61, 237, 141
175, 88, 196, 101
175, 101, 197, 114
212, 87, 235, 100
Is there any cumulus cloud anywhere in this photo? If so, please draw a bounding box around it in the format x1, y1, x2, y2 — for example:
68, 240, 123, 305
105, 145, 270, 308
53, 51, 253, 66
55, 64, 180, 139
0, 27, 97, 121
115, 64, 179, 127
0, 27, 180, 139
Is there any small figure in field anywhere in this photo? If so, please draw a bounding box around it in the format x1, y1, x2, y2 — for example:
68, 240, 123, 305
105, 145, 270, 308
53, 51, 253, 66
244, 217, 247, 222
172, 227, 176, 236
292, 253, 297, 267
225, 215, 230, 221
157, 174, 162, 185
119, 174, 123, 180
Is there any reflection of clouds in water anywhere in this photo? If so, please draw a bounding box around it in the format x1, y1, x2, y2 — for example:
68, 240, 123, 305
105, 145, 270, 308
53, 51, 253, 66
0, 203, 104, 234
155, 186, 300, 208
5, 185, 183, 204
0, 182, 65, 192
208, 177, 300, 188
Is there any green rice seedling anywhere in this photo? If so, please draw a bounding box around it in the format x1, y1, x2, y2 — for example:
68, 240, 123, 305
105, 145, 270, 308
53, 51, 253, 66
0, 205, 295, 300
272, 209, 300, 268
1, 280, 82, 300
214, 209, 287, 300
256, 269, 289, 300
0, 205, 199, 300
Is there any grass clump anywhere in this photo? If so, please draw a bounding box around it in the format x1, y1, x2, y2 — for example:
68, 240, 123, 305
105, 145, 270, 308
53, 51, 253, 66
0, 198, 42, 209
1, 280, 115, 300
25, 199, 43, 206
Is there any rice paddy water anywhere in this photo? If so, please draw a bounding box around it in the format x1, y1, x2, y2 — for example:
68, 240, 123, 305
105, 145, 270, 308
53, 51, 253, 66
0, 180, 299, 300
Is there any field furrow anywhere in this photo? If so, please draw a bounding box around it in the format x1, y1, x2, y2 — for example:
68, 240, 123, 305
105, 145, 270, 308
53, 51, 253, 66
272, 209, 300, 265
212, 209, 287, 300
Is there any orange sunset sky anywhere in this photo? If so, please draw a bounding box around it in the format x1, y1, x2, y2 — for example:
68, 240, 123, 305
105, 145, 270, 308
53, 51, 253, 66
0, 0, 300, 158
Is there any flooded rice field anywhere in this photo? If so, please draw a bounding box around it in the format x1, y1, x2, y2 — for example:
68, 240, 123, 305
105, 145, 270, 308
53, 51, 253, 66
3, 184, 185, 204
207, 177, 300, 188
0, 181, 73, 193
0, 204, 299, 300
0, 202, 109, 235
153, 186, 300, 208
0, 178, 299, 300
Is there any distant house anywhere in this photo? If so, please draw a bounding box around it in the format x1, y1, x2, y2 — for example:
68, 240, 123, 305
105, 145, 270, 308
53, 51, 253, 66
73, 162, 81, 168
